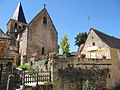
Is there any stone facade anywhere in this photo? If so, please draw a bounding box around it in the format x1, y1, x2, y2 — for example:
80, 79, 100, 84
81, 29, 111, 59
27, 8, 58, 58
6, 3, 58, 65
0, 38, 11, 57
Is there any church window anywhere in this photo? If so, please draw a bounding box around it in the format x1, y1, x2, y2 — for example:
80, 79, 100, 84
23, 25, 25, 29
42, 47, 44, 55
92, 42, 95, 46
19, 24, 22, 29
43, 17, 47, 24
15, 23, 17, 28
15, 29, 17, 33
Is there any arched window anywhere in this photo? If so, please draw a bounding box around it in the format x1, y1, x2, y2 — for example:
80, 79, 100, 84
19, 24, 22, 29
43, 17, 47, 24
15, 29, 17, 33
42, 47, 44, 55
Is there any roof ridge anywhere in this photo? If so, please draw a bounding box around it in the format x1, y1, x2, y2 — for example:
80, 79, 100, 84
91, 28, 120, 48
91, 28, 120, 40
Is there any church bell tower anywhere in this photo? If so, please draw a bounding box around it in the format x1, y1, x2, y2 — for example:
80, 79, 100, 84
7, 2, 27, 48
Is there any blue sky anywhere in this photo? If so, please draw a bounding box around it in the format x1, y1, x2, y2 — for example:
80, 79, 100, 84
0, 0, 120, 52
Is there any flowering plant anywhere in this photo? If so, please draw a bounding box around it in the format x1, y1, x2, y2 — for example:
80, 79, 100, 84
49, 51, 57, 57
78, 53, 86, 58
102, 55, 106, 59
32, 52, 37, 57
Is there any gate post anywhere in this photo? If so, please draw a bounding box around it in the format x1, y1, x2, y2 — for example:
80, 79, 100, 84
23, 71, 25, 86
36, 70, 38, 85
49, 70, 51, 82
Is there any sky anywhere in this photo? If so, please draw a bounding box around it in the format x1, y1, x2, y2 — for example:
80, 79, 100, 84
0, 0, 120, 52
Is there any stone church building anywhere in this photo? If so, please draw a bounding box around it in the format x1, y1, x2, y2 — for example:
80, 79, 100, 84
7, 2, 58, 65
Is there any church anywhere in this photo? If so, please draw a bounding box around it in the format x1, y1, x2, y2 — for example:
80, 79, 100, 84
6, 2, 58, 65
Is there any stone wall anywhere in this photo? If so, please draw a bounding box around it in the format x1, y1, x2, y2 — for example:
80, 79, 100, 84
24, 84, 53, 90
52, 57, 114, 90
0, 58, 13, 81
0, 38, 11, 57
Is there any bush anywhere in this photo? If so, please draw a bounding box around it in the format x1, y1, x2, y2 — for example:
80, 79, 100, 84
50, 51, 57, 57
19, 65, 28, 70
13, 64, 17, 70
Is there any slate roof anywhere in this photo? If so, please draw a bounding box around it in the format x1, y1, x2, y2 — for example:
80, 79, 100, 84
92, 28, 120, 49
11, 2, 26, 23
0, 29, 11, 39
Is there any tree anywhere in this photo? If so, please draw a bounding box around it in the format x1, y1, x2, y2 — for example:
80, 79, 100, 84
75, 32, 87, 48
60, 34, 70, 54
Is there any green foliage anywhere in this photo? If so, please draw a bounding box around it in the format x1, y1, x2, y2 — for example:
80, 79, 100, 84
19, 65, 28, 70
27, 67, 36, 72
50, 51, 57, 57
75, 32, 87, 47
60, 34, 70, 54
82, 80, 95, 90
13, 63, 17, 70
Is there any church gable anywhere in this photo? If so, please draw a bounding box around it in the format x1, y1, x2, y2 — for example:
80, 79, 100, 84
26, 7, 58, 57
29, 8, 57, 34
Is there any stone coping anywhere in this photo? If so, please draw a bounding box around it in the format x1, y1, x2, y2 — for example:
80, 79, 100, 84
0, 57, 14, 61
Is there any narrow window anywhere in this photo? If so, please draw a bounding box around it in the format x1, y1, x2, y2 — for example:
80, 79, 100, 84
43, 17, 47, 24
23, 25, 25, 29
19, 24, 22, 29
42, 47, 44, 55
15, 23, 17, 28
93, 42, 95, 46
15, 29, 17, 33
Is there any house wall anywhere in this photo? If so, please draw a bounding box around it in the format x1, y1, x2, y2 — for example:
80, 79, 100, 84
27, 9, 58, 58
0, 38, 11, 57
107, 48, 120, 88
17, 28, 28, 65
81, 30, 111, 59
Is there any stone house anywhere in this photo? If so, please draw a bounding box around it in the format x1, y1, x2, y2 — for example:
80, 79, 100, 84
81, 28, 120, 88
0, 29, 11, 57
0, 29, 13, 84
6, 2, 58, 65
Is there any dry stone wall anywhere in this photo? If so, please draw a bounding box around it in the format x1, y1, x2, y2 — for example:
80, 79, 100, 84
52, 57, 112, 90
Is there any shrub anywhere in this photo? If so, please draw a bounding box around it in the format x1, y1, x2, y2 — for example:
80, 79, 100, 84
13, 63, 17, 70
19, 65, 28, 70
50, 51, 57, 57
82, 80, 95, 90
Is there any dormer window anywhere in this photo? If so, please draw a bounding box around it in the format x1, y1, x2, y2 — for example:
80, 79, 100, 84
43, 17, 47, 24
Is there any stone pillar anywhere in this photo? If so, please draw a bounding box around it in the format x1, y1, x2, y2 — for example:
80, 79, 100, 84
6, 75, 15, 90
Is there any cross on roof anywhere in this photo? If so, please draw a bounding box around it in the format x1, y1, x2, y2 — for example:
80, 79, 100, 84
43, 4, 46, 8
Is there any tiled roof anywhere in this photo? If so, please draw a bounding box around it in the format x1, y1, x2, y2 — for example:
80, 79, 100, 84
92, 28, 120, 48
11, 2, 26, 23
0, 29, 11, 39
